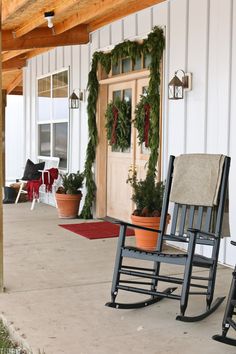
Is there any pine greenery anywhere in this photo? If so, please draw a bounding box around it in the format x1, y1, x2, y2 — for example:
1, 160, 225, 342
127, 170, 164, 216
61, 171, 84, 194
105, 97, 131, 151
134, 94, 152, 147
80, 26, 165, 219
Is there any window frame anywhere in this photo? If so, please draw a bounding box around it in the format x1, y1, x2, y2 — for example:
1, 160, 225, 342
36, 68, 70, 172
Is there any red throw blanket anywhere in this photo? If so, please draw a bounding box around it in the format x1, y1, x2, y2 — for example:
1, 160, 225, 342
26, 168, 59, 201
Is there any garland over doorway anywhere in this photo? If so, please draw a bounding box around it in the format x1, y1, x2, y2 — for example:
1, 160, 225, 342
80, 26, 165, 219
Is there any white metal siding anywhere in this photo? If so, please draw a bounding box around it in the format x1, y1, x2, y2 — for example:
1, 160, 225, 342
5, 95, 24, 182
22, 0, 236, 265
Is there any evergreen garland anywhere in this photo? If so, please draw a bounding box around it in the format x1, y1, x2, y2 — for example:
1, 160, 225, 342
80, 26, 165, 219
79, 53, 110, 219
111, 40, 142, 65
144, 27, 165, 177
105, 97, 131, 151
134, 94, 152, 147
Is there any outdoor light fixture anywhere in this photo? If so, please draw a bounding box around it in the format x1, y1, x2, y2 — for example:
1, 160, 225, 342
69, 90, 84, 109
168, 70, 192, 100
44, 11, 54, 28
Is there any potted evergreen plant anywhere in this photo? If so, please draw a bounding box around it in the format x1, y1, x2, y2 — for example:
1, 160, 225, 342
127, 171, 169, 251
55, 171, 84, 218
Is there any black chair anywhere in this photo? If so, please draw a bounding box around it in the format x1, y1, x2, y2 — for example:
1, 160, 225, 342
212, 240, 236, 346
106, 155, 230, 322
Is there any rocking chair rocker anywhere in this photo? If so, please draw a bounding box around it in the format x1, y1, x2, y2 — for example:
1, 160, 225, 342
212, 240, 236, 346
106, 154, 230, 322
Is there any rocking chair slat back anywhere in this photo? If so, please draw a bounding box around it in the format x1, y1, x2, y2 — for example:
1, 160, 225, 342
179, 205, 187, 235
196, 206, 204, 230
204, 207, 213, 232
188, 206, 195, 229
170, 204, 179, 235
170, 204, 216, 242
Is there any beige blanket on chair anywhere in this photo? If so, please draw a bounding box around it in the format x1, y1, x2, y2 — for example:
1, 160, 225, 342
169, 154, 230, 237
170, 154, 225, 206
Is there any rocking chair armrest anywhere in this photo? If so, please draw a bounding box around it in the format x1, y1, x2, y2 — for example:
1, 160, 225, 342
187, 228, 217, 239
163, 234, 188, 242
118, 220, 161, 234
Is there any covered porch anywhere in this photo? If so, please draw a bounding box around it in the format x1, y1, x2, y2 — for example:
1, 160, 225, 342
1, 202, 235, 354
1, 0, 236, 352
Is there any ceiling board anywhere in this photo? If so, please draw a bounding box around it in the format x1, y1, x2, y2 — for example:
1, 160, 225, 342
1, 0, 165, 95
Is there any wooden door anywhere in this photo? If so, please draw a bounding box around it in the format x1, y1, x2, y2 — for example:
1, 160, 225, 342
106, 76, 160, 221
106, 81, 135, 220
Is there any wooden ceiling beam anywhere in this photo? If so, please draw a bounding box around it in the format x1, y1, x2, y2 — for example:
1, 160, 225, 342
2, 0, 35, 23
54, 0, 138, 35
9, 86, 23, 95
6, 71, 22, 95
2, 49, 31, 62
2, 25, 89, 51
54, 0, 164, 35
26, 47, 54, 60
13, 0, 81, 38
89, 0, 165, 32
2, 58, 26, 71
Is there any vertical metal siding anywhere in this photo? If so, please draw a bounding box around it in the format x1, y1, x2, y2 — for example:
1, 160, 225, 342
23, 0, 236, 265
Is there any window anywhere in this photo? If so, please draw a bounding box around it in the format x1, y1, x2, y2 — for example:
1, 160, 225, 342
111, 54, 151, 76
37, 70, 69, 170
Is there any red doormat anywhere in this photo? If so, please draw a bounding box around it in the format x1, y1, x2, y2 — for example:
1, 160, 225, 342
59, 221, 135, 240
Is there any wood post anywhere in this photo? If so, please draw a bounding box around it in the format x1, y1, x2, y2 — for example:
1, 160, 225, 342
0, 0, 4, 291
2, 90, 6, 186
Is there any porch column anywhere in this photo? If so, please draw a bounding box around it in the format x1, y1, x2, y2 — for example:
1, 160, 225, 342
2, 90, 6, 186
0, 1, 4, 291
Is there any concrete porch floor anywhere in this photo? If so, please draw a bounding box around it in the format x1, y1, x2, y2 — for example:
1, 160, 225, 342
0, 202, 235, 354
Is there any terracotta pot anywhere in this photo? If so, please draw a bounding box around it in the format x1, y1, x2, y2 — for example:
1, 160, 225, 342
131, 214, 170, 251
55, 193, 82, 218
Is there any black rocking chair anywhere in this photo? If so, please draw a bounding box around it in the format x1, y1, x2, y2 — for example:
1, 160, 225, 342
106, 154, 231, 322
212, 240, 236, 346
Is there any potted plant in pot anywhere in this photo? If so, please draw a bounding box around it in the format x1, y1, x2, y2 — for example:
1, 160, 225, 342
55, 171, 84, 218
127, 171, 170, 251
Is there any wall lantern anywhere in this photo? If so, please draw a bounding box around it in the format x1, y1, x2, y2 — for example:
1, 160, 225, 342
168, 70, 192, 100
69, 90, 84, 109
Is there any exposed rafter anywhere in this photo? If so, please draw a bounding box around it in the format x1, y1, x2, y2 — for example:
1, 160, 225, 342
26, 47, 54, 60
2, 58, 26, 71
89, 0, 165, 32
2, 0, 35, 23
2, 49, 31, 62
55, 0, 133, 34
10, 86, 23, 95
13, 0, 80, 38
1, 0, 166, 95
6, 71, 22, 94
2, 25, 89, 51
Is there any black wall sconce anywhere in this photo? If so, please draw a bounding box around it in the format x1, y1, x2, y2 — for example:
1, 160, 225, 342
69, 90, 84, 109
168, 70, 192, 100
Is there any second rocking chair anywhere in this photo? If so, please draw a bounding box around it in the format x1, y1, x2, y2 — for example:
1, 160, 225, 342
213, 240, 236, 346
106, 154, 231, 322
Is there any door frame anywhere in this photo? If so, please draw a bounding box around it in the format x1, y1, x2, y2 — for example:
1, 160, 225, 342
95, 68, 163, 218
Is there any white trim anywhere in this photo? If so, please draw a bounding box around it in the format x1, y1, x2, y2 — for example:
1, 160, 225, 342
36, 68, 70, 172
36, 66, 69, 80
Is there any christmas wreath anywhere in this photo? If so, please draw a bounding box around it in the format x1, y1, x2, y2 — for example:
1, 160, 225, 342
134, 94, 152, 148
105, 97, 131, 151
